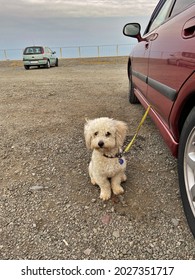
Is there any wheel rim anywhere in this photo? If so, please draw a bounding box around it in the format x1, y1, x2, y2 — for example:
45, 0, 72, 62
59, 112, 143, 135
184, 127, 195, 217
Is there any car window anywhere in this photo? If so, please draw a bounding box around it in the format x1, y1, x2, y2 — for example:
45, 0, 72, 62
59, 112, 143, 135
45, 47, 51, 53
171, 0, 195, 17
24, 47, 42, 54
148, 0, 174, 32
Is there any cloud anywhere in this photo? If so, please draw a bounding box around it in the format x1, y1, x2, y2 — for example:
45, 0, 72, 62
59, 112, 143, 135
0, 0, 157, 49
0, 0, 158, 18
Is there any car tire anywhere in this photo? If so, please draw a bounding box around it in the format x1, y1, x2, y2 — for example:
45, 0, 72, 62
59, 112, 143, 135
178, 107, 195, 237
46, 60, 50, 68
24, 65, 29, 70
129, 66, 139, 104
55, 58, 59, 67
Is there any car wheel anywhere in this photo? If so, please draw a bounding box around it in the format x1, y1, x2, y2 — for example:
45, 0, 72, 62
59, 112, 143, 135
46, 60, 50, 68
55, 58, 59, 67
24, 65, 29, 70
178, 107, 195, 237
129, 66, 139, 104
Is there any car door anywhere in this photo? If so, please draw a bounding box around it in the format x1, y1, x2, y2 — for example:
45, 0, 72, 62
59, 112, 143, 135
146, 0, 195, 124
48, 48, 56, 66
131, 40, 149, 97
131, 0, 172, 98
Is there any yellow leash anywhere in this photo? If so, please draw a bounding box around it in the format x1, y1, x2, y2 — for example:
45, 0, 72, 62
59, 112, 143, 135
124, 105, 151, 153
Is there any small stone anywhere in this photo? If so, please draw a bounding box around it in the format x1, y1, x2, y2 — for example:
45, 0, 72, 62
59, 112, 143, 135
63, 239, 69, 246
101, 214, 111, 225
171, 218, 179, 227
30, 185, 44, 190
84, 248, 92, 256
113, 230, 120, 238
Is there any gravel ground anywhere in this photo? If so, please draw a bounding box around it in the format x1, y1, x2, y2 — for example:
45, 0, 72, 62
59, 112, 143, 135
0, 57, 194, 260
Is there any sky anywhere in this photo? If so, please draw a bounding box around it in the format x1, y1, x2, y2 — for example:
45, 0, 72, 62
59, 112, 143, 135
0, 0, 158, 57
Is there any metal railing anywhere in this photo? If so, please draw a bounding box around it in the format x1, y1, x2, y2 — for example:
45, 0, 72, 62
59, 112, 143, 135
0, 44, 135, 61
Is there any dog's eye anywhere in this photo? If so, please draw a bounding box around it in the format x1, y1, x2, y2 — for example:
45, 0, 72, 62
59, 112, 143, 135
94, 131, 98, 136
105, 132, 111, 137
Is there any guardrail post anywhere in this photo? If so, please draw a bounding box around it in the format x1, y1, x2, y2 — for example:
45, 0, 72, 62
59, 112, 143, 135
78, 47, 81, 57
4, 50, 8, 60
116, 45, 119, 56
60, 47, 62, 58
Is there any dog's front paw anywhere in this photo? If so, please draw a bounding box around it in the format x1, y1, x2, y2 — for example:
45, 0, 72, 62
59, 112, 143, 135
112, 185, 124, 196
91, 178, 96, 185
121, 174, 127, 182
100, 189, 111, 201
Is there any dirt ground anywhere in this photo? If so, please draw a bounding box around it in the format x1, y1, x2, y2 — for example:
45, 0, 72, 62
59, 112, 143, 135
0, 57, 194, 260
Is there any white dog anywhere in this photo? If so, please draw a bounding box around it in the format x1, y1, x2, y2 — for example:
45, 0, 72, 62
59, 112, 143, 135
84, 117, 128, 200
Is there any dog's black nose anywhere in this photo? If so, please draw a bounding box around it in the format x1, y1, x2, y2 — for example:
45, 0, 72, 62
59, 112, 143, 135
98, 140, 104, 148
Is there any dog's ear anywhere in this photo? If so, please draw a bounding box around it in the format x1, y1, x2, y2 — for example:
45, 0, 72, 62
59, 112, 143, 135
84, 120, 92, 149
115, 121, 128, 147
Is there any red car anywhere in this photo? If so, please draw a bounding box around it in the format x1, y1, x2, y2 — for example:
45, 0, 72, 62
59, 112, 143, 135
123, 0, 195, 237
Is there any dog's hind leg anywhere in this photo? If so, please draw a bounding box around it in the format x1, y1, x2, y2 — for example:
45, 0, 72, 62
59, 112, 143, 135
111, 173, 124, 195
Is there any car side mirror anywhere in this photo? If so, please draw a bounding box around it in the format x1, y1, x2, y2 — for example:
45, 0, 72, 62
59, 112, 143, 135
123, 23, 143, 42
52, 51, 56, 54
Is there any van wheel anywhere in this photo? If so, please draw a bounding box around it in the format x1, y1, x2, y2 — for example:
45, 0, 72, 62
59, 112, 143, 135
178, 107, 195, 237
55, 58, 59, 67
24, 65, 29, 70
129, 66, 139, 104
46, 60, 50, 68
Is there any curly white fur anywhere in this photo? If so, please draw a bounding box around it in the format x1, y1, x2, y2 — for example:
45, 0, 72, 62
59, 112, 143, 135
84, 117, 128, 200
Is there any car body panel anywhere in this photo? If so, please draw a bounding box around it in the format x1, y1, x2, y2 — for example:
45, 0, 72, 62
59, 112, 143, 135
125, 1, 195, 157
131, 42, 149, 97
145, 8, 195, 124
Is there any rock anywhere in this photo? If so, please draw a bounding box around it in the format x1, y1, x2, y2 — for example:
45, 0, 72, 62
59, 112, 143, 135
30, 185, 44, 190
83, 248, 92, 256
113, 230, 120, 238
101, 214, 111, 225
171, 218, 179, 227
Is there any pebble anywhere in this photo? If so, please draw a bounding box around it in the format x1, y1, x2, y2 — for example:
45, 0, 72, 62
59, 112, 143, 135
113, 230, 120, 238
171, 218, 179, 227
83, 248, 92, 256
29, 185, 45, 190
101, 214, 111, 225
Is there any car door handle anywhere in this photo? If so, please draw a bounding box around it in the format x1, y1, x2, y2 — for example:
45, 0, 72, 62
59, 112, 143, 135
145, 42, 150, 49
182, 17, 195, 39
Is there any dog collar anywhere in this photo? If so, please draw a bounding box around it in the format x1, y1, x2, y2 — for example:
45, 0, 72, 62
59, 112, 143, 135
103, 150, 124, 165
103, 152, 122, 159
